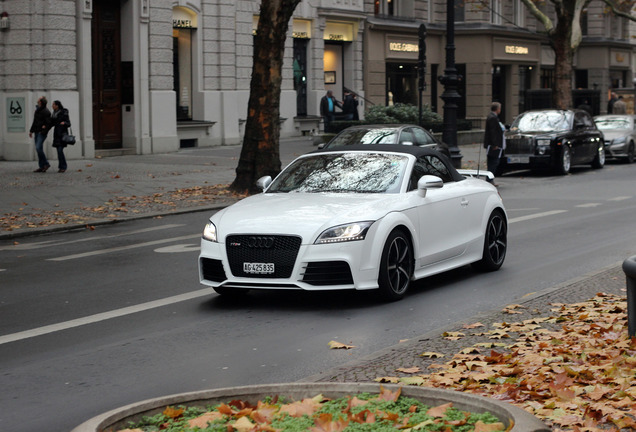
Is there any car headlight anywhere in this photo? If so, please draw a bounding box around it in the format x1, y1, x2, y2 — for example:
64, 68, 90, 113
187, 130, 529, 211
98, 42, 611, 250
612, 136, 627, 145
315, 221, 374, 244
202, 222, 218, 242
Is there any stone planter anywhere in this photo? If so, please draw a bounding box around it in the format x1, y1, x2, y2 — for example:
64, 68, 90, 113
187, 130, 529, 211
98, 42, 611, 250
71, 382, 549, 432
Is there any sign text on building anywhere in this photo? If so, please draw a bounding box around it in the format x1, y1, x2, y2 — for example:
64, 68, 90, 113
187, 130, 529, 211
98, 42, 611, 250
173, 19, 193, 28
389, 42, 418, 52
505, 45, 529, 55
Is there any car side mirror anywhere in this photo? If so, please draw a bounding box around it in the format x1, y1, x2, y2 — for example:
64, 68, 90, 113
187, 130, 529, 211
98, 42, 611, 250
256, 176, 272, 191
317, 143, 325, 149
417, 175, 444, 198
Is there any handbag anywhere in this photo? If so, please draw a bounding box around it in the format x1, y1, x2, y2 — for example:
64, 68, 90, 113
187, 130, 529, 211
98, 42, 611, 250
62, 127, 76, 145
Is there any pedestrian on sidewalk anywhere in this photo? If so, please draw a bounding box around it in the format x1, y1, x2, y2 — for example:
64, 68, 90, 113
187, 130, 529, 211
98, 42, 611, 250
320, 90, 342, 133
29, 96, 51, 172
483, 101, 505, 185
342, 90, 359, 120
49, 100, 71, 173
613, 95, 627, 114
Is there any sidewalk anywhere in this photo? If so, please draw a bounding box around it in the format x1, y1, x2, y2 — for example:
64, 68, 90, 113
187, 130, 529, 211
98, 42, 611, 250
0, 140, 487, 240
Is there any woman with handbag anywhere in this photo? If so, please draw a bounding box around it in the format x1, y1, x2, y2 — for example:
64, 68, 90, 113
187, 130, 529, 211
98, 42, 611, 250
50, 100, 71, 173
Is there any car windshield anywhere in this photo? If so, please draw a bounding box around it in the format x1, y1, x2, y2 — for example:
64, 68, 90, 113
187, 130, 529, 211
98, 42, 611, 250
511, 111, 573, 132
327, 128, 398, 147
595, 117, 632, 130
267, 152, 409, 194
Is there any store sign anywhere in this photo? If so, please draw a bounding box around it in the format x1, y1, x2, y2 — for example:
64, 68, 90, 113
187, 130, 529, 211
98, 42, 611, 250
173, 19, 193, 28
324, 22, 353, 42
389, 42, 418, 53
504, 45, 529, 55
293, 19, 311, 39
172, 6, 197, 29
6, 97, 26, 132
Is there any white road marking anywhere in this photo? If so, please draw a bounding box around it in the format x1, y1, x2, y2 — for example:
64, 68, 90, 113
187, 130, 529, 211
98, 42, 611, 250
0, 224, 185, 251
508, 210, 568, 224
47, 234, 200, 261
576, 203, 602, 208
0, 287, 217, 346
154, 244, 201, 253
608, 196, 632, 202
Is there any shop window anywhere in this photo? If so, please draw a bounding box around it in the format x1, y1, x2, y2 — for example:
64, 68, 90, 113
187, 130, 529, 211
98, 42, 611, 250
540, 68, 554, 89
386, 63, 417, 106
173, 28, 193, 120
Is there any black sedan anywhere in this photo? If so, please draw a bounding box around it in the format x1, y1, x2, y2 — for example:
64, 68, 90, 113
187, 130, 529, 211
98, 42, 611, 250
321, 124, 443, 150
503, 109, 605, 175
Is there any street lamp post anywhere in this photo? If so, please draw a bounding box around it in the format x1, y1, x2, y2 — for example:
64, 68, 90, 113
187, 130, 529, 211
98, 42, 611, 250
438, 0, 462, 168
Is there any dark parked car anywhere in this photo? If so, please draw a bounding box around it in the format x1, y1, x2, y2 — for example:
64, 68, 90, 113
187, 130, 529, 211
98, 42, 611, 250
503, 109, 605, 175
593, 114, 636, 163
321, 124, 443, 150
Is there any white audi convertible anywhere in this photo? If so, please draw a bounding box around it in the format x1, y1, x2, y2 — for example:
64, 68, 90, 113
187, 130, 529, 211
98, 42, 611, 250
199, 145, 507, 300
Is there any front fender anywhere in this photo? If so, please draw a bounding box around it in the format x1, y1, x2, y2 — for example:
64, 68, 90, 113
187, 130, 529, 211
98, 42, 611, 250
359, 208, 419, 277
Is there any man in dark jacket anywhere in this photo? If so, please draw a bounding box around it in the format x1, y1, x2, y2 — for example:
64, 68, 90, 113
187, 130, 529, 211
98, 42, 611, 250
483, 102, 504, 182
29, 96, 51, 172
320, 90, 342, 132
342, 90, 359, 120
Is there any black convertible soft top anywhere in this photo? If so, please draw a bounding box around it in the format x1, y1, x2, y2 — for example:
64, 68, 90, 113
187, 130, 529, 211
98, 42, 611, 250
311, 144, 465, 182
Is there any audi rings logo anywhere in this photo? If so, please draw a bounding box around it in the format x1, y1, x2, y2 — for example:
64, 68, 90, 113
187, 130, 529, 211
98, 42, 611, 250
246, 236, 275, 248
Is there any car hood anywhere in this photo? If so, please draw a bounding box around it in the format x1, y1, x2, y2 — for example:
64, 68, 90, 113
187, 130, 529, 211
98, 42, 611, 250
211, 192, 411, 243
601, 130, 630, 141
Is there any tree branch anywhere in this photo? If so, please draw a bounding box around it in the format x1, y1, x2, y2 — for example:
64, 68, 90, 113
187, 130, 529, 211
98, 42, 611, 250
601, 0, 636, 21
520, 0, 554, 33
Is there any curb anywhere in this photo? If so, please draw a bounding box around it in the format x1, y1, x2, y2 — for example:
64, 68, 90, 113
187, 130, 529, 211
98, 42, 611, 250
71, 383, 549, 432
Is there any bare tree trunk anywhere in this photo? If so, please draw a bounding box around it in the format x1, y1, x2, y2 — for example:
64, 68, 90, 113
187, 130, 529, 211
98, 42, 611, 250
230, 0, 301, 194
551, 3, 576, 109
552, 35, 575, 109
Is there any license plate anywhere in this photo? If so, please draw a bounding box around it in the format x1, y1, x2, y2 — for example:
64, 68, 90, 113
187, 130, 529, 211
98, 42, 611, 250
243, 262, 275, 274
507, 156, 529, 164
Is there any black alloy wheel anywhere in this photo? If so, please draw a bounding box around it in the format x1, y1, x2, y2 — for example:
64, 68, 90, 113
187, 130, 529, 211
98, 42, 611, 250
378, 230, 413, 301
472, 210, 507, 272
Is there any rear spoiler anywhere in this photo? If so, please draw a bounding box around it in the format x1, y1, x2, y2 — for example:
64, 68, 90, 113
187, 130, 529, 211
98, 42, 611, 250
457, 169, 495, 182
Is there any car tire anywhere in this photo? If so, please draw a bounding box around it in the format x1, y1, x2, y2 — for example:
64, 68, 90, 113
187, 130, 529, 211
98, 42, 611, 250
626, 142, 635, 164
591, 143, 605, 169
472, 210, 507, 272
378, 229, 413, 301
556, 146, 571, 175
213, 287, 250, 296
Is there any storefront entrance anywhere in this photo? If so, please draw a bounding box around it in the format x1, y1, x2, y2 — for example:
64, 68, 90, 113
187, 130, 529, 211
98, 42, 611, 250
386, 62, 417, 106
91, 0, 122, 150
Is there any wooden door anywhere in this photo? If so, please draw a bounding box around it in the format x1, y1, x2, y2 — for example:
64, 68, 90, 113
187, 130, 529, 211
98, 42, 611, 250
92, 0, 122, 149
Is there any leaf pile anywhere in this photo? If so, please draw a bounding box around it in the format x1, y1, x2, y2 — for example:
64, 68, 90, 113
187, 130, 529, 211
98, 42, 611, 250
118, 387, 505, 432
375, 293, 636, 431
0, 184, 245, 232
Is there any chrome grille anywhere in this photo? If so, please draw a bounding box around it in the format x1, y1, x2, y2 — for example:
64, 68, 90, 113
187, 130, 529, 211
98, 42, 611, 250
226, 235, 301, 278
505, 136, 534, 155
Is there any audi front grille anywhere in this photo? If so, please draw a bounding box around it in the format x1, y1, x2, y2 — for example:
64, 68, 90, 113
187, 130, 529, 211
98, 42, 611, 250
226, 235, 302, 278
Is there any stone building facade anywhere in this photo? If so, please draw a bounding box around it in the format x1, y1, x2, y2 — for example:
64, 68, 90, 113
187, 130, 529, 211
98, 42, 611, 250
0, 0, 634, 162
0, 0, 365, 161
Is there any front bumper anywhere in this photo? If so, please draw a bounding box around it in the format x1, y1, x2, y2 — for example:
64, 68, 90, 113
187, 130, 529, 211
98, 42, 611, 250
198, 237, 381, 292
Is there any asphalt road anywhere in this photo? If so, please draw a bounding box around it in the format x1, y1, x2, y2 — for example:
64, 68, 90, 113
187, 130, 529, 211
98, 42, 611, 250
0, 160, 635, 432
